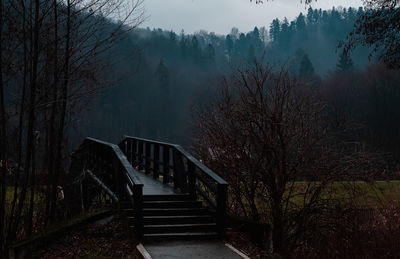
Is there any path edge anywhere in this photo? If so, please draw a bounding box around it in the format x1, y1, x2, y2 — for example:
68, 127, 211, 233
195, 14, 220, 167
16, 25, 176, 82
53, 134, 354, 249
225, 243, 251, 259
136, 243, 153, 259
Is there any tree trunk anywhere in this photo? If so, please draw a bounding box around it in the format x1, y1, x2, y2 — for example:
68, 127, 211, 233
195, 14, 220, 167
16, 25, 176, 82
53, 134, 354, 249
0, 0, 7, 253
50, 0, 70, 223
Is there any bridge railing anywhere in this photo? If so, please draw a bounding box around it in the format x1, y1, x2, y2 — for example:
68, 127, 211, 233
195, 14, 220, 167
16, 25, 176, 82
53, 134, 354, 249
118, 136, 229, 233
68, 137, 144, 237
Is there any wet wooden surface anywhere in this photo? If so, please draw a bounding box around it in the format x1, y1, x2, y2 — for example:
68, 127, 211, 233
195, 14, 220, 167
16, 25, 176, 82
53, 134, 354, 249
135, 171, 180, 195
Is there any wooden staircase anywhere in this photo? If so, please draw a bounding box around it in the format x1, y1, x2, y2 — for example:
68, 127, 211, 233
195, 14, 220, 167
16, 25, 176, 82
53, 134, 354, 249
125, 194, 218, 238
67, 136, 228, 240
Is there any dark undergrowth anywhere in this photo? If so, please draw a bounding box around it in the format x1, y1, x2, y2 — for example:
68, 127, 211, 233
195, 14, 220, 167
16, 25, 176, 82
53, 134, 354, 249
35, 216, 140, 258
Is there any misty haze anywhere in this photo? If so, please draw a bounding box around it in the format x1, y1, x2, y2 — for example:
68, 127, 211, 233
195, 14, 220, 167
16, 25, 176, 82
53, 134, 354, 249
1, 0, 399, 257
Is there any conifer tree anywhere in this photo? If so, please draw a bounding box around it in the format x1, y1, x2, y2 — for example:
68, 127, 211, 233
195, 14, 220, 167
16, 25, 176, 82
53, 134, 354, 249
299, 54, 315, 78
205, 44, 216, 65
336, 50, 354, 73
225, 35, 233, 56
247, 44, 256, 63
269, 18, 281, 42
155, 59, 169, 90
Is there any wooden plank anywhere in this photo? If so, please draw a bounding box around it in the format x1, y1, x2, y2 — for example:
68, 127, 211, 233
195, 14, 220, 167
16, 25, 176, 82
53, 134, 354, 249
163, 146, 169, 184
138, 141, 144, 171
173, 150, 186, 191
145, 142, 151, 174
187, 161, 196, 199
132, 139, 138, 167
153, 144, 160, 179
121, 136, 228, 185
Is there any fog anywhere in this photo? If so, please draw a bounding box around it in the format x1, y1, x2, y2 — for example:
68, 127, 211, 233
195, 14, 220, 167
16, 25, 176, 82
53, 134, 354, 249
141, 0, 363, 34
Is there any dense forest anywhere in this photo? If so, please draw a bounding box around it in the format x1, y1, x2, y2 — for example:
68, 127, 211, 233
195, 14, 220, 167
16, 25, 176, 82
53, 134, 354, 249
1, 0, 400, 255
79, 7, 375, 146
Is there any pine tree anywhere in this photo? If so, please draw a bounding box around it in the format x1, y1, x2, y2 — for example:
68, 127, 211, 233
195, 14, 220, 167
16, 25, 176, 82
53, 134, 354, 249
299, 54, 315, 78
296, 13, 306, 31
155, 59, 169, 89
179, 31, 187, 58
225, 35, 233, 56
269, 18, 281, 42
336, 50, 354, 73
247, 44, 255, 63
169, 31, 176, 44
205, 43, 216, 65
307, 7, 314, 25
253, 26, 260, 40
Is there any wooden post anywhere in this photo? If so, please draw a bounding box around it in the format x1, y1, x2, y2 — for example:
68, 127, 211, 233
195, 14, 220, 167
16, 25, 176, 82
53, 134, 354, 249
162, 146, 169, 184
112, 154, 122, 207
122, 139, 128, 155
154, 144, 160, 179
173, 149, 186, 191
145, 142, 151, 174
216, 183, 228, 235
127, 139, 132, 164
138, 141, 143, 171
132, 139, 138, 167
187, 162, 196, 199
133, 184, 143, 239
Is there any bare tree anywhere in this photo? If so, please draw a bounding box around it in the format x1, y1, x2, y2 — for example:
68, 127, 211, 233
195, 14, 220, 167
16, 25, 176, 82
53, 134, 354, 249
193, 61, 382, 255
0, 0, 144, 254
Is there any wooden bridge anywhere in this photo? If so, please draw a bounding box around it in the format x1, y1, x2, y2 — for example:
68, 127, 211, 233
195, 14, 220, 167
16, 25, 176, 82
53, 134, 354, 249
65, 136, 229, 239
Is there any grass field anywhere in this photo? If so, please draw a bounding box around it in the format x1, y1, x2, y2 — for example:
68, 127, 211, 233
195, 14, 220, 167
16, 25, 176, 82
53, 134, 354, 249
226, 180, 400, 214
286, 181, 400, 207
4, 187, 47, 217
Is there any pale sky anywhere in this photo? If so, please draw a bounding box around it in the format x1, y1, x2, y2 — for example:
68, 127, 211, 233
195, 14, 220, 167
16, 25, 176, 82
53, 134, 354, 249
140, 0, 363, 35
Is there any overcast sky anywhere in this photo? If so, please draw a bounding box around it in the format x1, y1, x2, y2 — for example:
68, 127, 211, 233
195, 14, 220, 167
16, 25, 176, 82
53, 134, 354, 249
140, 0, 363, 35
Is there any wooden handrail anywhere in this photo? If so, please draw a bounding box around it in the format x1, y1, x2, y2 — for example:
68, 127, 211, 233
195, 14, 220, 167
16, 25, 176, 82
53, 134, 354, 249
121, 135, 228, 185
118, 135, 228, 234
70, 137, 144, 238
85, 137, 143, 186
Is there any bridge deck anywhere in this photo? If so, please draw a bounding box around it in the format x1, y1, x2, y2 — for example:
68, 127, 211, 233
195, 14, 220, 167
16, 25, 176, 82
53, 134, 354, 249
135, 171, 180, 195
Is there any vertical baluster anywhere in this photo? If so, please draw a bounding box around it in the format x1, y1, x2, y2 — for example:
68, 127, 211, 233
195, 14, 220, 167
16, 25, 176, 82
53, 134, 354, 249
132, 139, 138, 167
133, 184, 143, 239
187, 162, 196, 199
154, 144, 160, 179
127, 139, 132, 164
138, 141, 144, 171
145, 142, 151, 174
162, 146, 169, 184
123, 139, 128, 156
173, 149, 186, 191
216, 183, 228, 235
112, 153, 122, 202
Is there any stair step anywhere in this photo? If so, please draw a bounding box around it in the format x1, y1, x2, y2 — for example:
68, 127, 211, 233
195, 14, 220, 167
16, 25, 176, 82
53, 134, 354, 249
143, 200, 202, 209
130, 215, 215, 225
143, 223, 217, 234
143, 208, 211, 216
143, 194, 193, 201
143, 232, 218, 240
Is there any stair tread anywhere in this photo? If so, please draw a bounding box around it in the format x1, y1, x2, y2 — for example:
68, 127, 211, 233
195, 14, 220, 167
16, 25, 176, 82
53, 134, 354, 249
144, 223, 216, 227
144, 215, 213, 219
143, 201, 200, 203
126, 208, 207, 211
143, 208, 206, 210
129, 215, 212, 219
143, 232, 218, 237
143, 194, 191, 198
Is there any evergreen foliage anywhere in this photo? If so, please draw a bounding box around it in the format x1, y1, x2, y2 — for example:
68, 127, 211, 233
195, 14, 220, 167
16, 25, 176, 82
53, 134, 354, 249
81, 7, 374, 144
336, 50, 354, 73
299, 54, 315, 77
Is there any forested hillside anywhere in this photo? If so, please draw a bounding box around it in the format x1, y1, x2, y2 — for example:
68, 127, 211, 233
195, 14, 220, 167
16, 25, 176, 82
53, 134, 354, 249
77, 7, 373, 146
